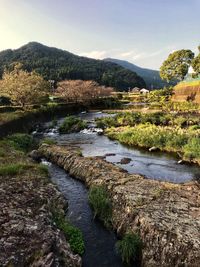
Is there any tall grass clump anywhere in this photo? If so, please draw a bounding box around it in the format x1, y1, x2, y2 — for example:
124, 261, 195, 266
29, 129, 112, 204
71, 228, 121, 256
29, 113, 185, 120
52, 209, 84, 255
0, 163, 27, 176
183, 138, 200, 162
88, 186, 112, 228
116, 233, 142, 265
6, 133, 35, 152
59, 115, 87, 133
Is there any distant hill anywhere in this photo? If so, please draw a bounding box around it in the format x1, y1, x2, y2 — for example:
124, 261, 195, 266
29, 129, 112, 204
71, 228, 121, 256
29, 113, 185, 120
104, 58, 173, 89
0, 42, 145, 91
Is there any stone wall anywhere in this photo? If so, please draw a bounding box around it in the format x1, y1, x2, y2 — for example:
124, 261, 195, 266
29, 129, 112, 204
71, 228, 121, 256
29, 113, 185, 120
39, 144, 200, 267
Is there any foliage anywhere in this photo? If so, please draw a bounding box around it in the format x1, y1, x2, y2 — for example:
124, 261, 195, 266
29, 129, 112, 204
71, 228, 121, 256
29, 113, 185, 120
56, 80, 114, 103
0, 42, 146, 91
191, 45, 200, 75
160, 49, 194, 82
106, 124, 200, 163
6, 133, 35, 152
88, 186, 112, 228
0, 63, 49, 107
59, 115, 87, 134
52, 209, 84, 255
116, 233, 142, 265
96, 111, 200, 129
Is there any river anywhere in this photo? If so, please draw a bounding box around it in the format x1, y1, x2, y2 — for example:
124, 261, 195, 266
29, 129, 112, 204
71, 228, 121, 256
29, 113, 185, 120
35, 111, 200, 267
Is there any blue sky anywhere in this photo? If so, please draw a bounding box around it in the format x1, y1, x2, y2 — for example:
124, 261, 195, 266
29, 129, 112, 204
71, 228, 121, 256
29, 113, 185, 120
0, 0, 199, 69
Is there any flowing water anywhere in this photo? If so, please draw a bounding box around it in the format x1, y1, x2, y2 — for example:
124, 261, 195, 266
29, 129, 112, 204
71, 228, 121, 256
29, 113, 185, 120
36, 111, 200, 267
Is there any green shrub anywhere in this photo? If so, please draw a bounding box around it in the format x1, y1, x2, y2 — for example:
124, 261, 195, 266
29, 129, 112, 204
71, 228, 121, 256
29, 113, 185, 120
88, 186, 112, 228
183, 138, 200, 160
0, 163, 26, 176
6, 134, 35, 152
116, 233, 142, 265
52, 210, 84, 255
59, 116, 87, 134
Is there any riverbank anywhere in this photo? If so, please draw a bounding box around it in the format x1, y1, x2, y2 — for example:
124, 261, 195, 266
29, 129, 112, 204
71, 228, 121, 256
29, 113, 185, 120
96, 111, 200, 165
0, 135, 82, 266
39, 144, 200, 267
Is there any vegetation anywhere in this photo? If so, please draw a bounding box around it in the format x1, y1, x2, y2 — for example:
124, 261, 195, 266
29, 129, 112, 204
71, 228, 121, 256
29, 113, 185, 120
116, 233, 142, 265
59, 115, 87, 134
0, 63, 49, 107
0, 42, 146, 91
191, 45, 200, 75
40, 138, 57, 145
6, 133, 35, 152
56, 80, 114, 104
51, 208, 84, 255
88, 186, 112, 228
96, 111, 200, 129
160, 49, 194, 82
0, 163, 28, 176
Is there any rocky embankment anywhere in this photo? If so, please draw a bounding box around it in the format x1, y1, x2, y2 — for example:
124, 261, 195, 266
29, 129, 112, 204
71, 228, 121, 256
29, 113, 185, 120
0, 161, 81, 266
39, 144, 200, 267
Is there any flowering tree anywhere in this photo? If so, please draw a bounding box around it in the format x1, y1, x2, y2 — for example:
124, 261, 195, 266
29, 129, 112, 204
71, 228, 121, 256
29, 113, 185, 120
0, 63, 49, 107
56, 80, 114, 103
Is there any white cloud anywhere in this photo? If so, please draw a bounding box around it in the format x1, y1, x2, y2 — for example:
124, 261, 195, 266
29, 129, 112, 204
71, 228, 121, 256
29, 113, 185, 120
80, 50, 108, 59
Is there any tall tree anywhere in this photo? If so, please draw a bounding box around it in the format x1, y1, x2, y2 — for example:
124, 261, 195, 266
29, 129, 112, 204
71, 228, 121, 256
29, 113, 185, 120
191, 46, 200, 75
160, 49, 194, 82
0, 63, 49, 107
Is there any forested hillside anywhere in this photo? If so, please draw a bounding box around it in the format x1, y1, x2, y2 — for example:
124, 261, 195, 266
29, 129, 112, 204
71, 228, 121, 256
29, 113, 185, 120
0, 42, 145, 91
104, 58, 174, 89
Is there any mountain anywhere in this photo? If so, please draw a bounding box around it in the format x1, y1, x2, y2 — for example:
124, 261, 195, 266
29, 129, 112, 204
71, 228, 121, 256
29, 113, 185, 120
0, 42, 145, 91
104, 58, 172, 89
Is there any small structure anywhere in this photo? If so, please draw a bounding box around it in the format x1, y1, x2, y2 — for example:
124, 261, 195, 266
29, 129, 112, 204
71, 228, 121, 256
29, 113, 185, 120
140, 88, 150, 95
131, 87, 140, 94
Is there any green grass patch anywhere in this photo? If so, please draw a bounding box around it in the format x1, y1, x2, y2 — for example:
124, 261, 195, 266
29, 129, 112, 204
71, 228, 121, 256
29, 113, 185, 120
5, 133, 35, 152
88, 186, 112, 228
116, 233, 142, 265
59, 115, 87, 134
52, 209, 84, 255
0, 163, 28, 176
40, 138, 56, 145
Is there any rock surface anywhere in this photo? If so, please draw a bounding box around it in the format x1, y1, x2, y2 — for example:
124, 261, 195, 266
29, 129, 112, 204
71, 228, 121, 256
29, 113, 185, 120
0, 160, 81, 267
39, 144, 200, 267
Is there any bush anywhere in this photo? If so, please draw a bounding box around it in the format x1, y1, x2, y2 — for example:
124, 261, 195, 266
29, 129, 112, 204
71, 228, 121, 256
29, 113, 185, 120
183, 138, 200, 161
52, 210, 84, 255
88, 186, 112, 228
116, 233, 142, 265
6, 134, 35, 152
59, 116, 87, 134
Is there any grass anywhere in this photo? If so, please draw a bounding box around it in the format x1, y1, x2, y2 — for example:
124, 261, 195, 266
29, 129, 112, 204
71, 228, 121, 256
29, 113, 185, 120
116, 233, 142, 265
106, 124, 200, 163
59, 115, 87, 134
6, 133, 35, 152
40, 138, 57, 145
0, 163, 27, 176
52, 209, 84, 255
88, 186, 112, 228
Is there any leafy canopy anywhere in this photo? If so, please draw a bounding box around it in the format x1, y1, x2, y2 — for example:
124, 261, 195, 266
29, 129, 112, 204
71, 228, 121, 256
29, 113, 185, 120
160, 49, 194, 82
191, 45, 200, 75
0, 63, 49, 106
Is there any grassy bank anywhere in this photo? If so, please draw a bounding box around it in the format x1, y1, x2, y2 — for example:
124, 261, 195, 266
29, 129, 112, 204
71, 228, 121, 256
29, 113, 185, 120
95, 111, 200, 164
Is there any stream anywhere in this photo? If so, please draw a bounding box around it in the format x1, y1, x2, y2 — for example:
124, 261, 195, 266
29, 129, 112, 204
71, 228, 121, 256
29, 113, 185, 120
35, 111, 200, 267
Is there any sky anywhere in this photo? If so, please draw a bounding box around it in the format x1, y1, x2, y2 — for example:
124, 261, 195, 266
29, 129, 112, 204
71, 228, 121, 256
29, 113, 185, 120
0, 0, 199, 70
